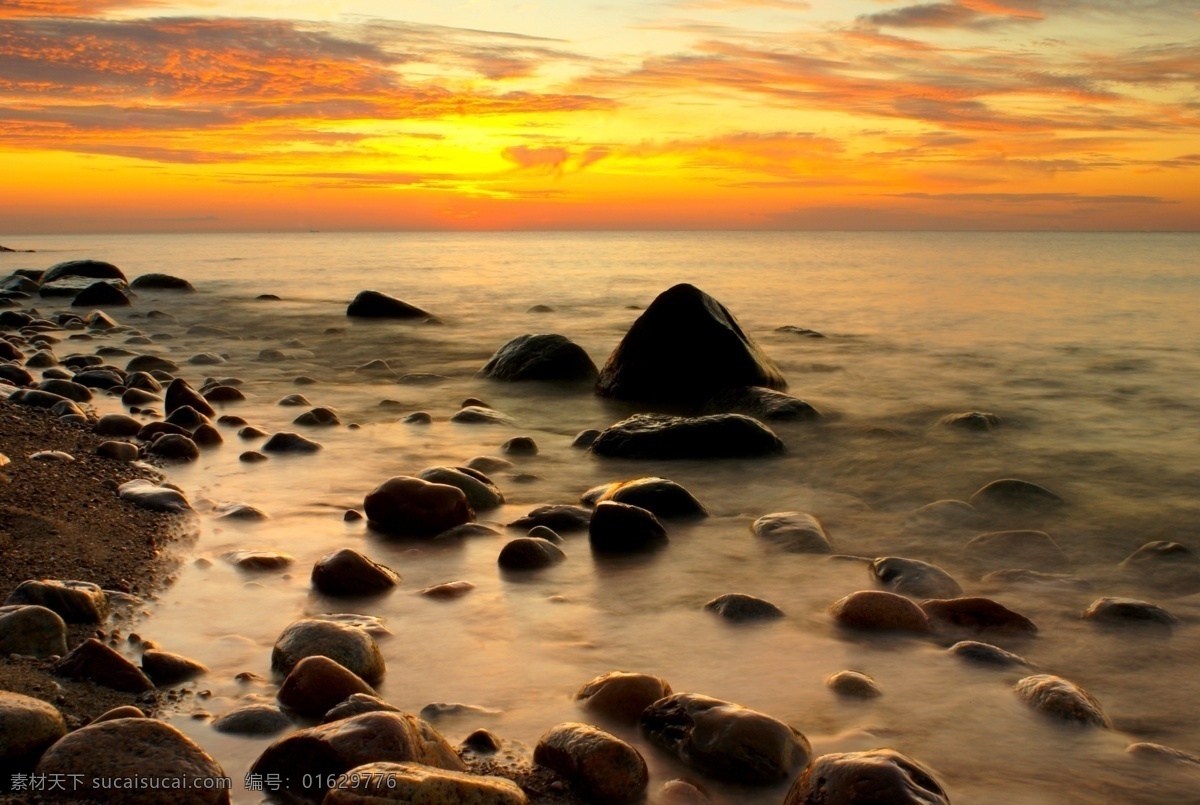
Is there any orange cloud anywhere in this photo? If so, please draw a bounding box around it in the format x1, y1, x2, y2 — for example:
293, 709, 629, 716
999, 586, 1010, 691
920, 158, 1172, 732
0, 0, 158, 18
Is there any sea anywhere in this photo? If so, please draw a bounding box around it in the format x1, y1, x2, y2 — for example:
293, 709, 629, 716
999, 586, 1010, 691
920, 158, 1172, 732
4, 230, 1200, 803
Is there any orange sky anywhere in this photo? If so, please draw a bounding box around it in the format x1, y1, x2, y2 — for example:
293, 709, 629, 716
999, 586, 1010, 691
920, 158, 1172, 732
1, 0, 1197, 232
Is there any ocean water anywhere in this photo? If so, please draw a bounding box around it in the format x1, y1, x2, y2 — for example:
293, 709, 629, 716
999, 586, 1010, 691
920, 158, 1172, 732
4, 230, 1200, 803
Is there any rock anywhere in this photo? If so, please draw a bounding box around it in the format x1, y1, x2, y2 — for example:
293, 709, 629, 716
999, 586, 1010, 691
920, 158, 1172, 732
462, 729, 502, 752
138, 422, 192, 442
436, 523, 502, 541
964, 530, 1069, 572
34, 717, 229, 804
402, 411, 432, 424
479, 333, 598, 382
117, 479, 192, 513
509, 504, 592, 532
149, 433, 200, 462
1082, 597, 1179, 626
641, 693, 810, 784
312, 548, 400, 596
39, 378, 92, 402
0, 604, 68, 657
921, 597, 1037, 634
43, 259, 125, 284
324, 761, 527, 804
95, 413, 142, 436
203, 385, 245, 404
165, 378, 216, 417
121, 387, 161, 407
583, 477, 708, 519
192, 423, 223, 446
72, 281, 131, 307
262, 431, 323, 453
248, 711, 465, 799
981, 569, 1093, 592
5, 579, 109, 624
125, 353, 179, 374
591, 413, 785, 459
222, 550, 294, 571
294, 406, 340, 426
872, 557, 962, 599
498, 537, 566, 570
238, 425, 268, 439
56, 638, 154, 692
26, 349, 58, 368
418, 466, 504, 511
572, 429, 601, 448
166, 405, 210, 430
970, 478, 1064, 513
0, 364, 34, 386
939, 411, 1001, 430
451, 405, 514, 425
501, 435, 538, 455
364, 476, 474, 535
704, 386, 820, 421
73, 368, 125, 389
277, 656, 376, 717
324, 694, 401, 723
527, 525, 562, 543
141, 649, 209, 685
947, 641, 1031, 667
1121, 541, 1196, 567
826, 670, 882, 698
92, 705, 145, 723
419, 581, 476, 599
596, 283, 787, 403
575, 671, 673, 724
534, 722, 649, 804
0, 690, 66, 769
783, 748, 949, 805
346, 290, 437, 320
271, 618, 385, 684
705, 593, 784, 622
589, 500, 668, 553
212, 704, 291, 735
130, 273, 194, 291
419, 702, 500, 721
189, 352, 225, 366
1014, 674, 1110, 727
1126, 743, 1200, 765
239, 450, 268, 463
751, 512, 832, 553
467, 455, 515, 474
9, 389, 71, 409
829, 591, 932, 633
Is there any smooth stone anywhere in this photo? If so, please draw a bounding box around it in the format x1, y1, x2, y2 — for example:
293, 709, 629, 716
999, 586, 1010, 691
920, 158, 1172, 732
575, 671, 673, 724
277, 393, 311, 406
357, 359, 395, 375
402, 411, 432, 424
138, 421, 191, 442
73, 368, 125, 389
117, 479, 192, 513
970, 478, 1064, 513
192, 423, 223, 446
826, 670, 882, 698
262, 431, 322, 453
239, 450, 268, 463
641, 693, 810, 784
703, 385, 820, 421
347, 290, 437, 320
222, 550, 294, 571
212, 704, 291, 735
43, 259, 125, 284
660, 779, 711, 804
364, 475, 474, 535
419, 702, 500, 721
419, 581, 476, 599
964, 530, 1070, 572
784, 748, 949, 805
435, 523, 502, 540
466, 455, 514, 473
141, 649, 209, 686
1126, 743, 1200, 765
34, 718, 230, 804
5, 579, 109, 624
584, 477, 708, 519
56, 638, 154, 692
981, 569, 1093, 592
294, 406, 340, 426
277, 656, 376, 717
312, 548, 400, 596
501, 435, 538, 455
592, 412, 785, 459
38, 378, 91, 403
0, 364, 34, 386
95, 413, 142, 436
271, 618, 385, 683
589, 500, 668, 553
125, 354, 178, 374
324, 694, 401, 723
872, 557, 963, 599
25, 349, 58, 368
28, 449, 75, 461
509, 504, 592, 532
130, 273, 194, 291
1121, 541, 1196, 567
248, 711, 465, 799
0, 604, 68, 657
462, 729, 503, 752
396, 372, 450, 384
451, 405, 514, 425
203, 385, 245, 403
1082, 597, 1179, 626
498, 537, 566, 570
189, 352, 225, 365
92, 705, 146, 723
0, 691, 66, 767
148, 433, 200, 462
572, 428, 601, 448
939, 411, 1001, 430
165, 404, 210, 429
1118, 541, 1200, 595
71, 281, 132, 307
534, 722, 649, 804
527, 525, 562, 543
704, 593, 784, 622
751, 511, 832, 553
830, 591, 932, 633
121, 387, 161, 407
1014, 674, 1110, 727
478, 333, 598, 382
9, 389, 70, 409
921, 597, 1038, 634
596, 283, 787, 403
238, 425, 269, 439
418, 466, 504, 511
947, 640, 1031, 667
324, 761, 527, 804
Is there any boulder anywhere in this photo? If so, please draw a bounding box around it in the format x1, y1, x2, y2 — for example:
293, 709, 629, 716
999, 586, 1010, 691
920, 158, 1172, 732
641, 693, 810, 784
0, 604, 68, 657
419, 581, 476, 599
324, 694, 401, 723
71, 281, 131, 307
293, 406, 339, 427
222, 550, 295, 571
784, 748, 949, 805
595, 283, 786, 403
56, 639, 154, 693
982, 569, 1092, 592
270, 618, 386, 684
5, 579, 108, 624
825, 670, 882, 698
939, 411, 1001, 431
262, 431, 323, 453
479, 333, 598, 382
34, 718, 230, 805
325, 762, 527, 804
583, 477, 707, 518
117, 479, 192, 513
534, 722, 649, 804
591, 412, 784, 459
575, 671, 673, 724
203, 385, 245, 404
165, 377, 216, 417
921, 597, 1037, 634
451, 405, 514, 425
130, 273, 194, 291
311, 548, 400, 597
872, 557, 962, 599
751, 512, 832, 553
418, 466, 504, 511
277, 656, 376, 717
148, 433, 200, 462
165, 405, 210, 430
829, 591, 931, 633
1014, 674, 1110, 727
704, 386, 820, 421
948, 640, 1030, 667
589, 501, 668, 553
498, 537, 566, 570
508, 504, 592, 532
364, 476, 474, 535
212, 704, 291, 736
38, 378, 91, 402
970, 478, 1064, 513
347, 290, 437, 320
248, 711, 465, 800
704, 593, 784, 622
1082, 597, 1179, 626
0, 691, 66, 769
95, 413, 143, 437
73, 368, 125, 389
964, 530, 1069, 573
501, 436, 538, 455
141, 649, 208, 686
42, 259, 125, 284
125, 354, 179, 374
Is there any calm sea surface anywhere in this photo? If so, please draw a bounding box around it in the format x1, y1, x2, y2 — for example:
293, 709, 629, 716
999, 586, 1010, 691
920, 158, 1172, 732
5, 231, 1200, 803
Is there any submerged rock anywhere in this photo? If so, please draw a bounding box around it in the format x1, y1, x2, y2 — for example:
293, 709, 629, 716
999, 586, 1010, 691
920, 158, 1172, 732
575, 671, 673, 724
591, 413, 785, 459
751, 512, 832, 553
939, 411, 1001, 431
582, 477, 707, 519
311, 548, 400, 596
921, 597, 1038, 634
451, 405, 515, 425
325, 762, 527, 804
364, 476, 474, 535
479, 333, 598, 382
212, 704, 291, 736
872, 557, 962, 600
1082, 597, 1178, 626
589, 500, 668, 553
418, 466, 504, 511
965, 529, 1069, 573
509, 504, 592, 532
347, 290, 437, 321
498, 537, 566, 570
704, 593, 784, 622
830, 591, 931, 633
704, 386, 820, 421
784, 748, 949, 805
970, 478, 1064, 513
1014, 674, 1110, 727
534, 722, 648, 803
947, 640, 1031, 667
270, 619, 385, 684
277, 656, 376, 717
826, 670, 882, 698
262, 431, 322, 453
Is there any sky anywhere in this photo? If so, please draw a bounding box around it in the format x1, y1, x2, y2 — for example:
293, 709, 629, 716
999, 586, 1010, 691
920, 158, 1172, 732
0, 0, 1197, 232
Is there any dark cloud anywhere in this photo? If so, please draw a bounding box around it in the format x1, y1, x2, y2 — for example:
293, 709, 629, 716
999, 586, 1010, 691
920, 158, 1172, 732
891, 191, 1176, 203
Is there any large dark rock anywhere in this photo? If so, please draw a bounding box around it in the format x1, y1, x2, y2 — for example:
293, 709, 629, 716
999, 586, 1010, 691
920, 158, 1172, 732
1014, 674, 1110, 727
479, 333, 598, 382
56, 639, 154, 693
311, 548, 400, 597
71, 281, 131, 307
0, 605, 68, 657
582, 477, 707, 519
271, 619, 386, 684
324, 762, 526, 804
575, 672, 672, 724
640, 693, 810, 784
590, 413, 785, 459
0, 690, 66, 771
595, 283, 787, 404
534, 722, 648, 803
830, 591, 931, 633
784, 748, 950, 805
704, 386, 820, 421
417, 466, 504, 511
508, 504, 592, 532
363, 476, 474, 535
921, 597, 1037, 634
347, 290, 436, 321
277, 656, 376, 717
872, 557, 962, 599
130, 273, 195, 291
498, 537, 566, 570
589, 501, 668, 553
166, 377, 216, 417
262, 431, 323, 453
43, 259, 126, 285
705, 593, 784, 622
751, 512, 832, 553
5, 579, 109, 624
141, 650, 209, 686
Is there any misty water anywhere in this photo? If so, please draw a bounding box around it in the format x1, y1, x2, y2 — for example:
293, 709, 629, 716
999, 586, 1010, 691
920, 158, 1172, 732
5, 231, 1200, 803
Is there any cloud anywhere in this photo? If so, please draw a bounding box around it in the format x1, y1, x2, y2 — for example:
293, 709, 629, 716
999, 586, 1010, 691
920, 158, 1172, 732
859, 2, 1029, 30
891, 191, 1176, 204
673, 0, 811, 10
0, 0, 159, 18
